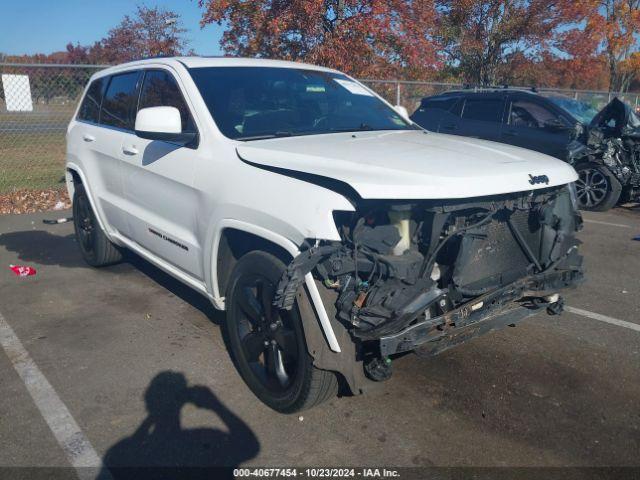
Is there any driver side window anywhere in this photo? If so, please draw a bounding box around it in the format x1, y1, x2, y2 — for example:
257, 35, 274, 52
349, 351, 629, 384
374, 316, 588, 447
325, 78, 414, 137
138, 70, 196, 133
509, 99, 564, 129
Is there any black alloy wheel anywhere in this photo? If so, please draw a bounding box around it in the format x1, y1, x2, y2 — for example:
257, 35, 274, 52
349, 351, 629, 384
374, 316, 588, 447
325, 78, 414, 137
72, 182, 122, 266
75, 191, 95, 255
234, 274, 299, 391
225, 251, 337, 413
574, 163, 621, 211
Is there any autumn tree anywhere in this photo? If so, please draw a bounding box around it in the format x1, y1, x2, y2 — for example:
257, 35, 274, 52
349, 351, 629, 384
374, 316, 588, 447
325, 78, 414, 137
197, 0, 440, 78
0, 6, 190, 104
434, 0, 580, 85
581, 0, 640, 92
497, 51, 610, 90
99, 5, 190, 63
6, 6, 190, 66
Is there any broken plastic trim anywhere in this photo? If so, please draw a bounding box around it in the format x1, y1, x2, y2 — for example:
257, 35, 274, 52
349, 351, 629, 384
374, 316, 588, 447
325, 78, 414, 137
379, 263, 582, 356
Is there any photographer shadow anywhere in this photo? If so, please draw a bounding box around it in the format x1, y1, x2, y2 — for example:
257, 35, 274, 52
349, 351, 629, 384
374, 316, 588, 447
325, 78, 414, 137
99, 371, 259, 479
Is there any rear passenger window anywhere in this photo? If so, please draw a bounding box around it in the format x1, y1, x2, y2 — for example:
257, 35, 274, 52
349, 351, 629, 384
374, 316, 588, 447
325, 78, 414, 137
100, 72, 141, 130
138, 70, 195, 132
77, 78, 105, 123
462, 98, 504, 123
419, 97, 459, 113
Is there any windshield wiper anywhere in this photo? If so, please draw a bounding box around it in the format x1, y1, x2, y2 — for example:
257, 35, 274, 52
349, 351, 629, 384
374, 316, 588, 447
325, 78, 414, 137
236, 131, 294, 141
329, 123, 420, 133
329, 123, 375, 133
237, 122, 418, 141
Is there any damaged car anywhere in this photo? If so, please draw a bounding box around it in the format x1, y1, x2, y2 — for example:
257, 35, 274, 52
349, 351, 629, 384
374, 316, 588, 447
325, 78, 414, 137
411, 88, 640, 210
67, 57, 583, 413
567, 97, 640, 209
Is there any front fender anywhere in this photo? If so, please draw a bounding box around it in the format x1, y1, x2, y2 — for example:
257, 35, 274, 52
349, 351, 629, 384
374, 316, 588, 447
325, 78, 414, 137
206, 218, 342, 353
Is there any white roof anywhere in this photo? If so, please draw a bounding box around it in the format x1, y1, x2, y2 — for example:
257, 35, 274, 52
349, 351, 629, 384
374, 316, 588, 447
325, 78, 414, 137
95, 56, 339, 78
179, 56, 337, 72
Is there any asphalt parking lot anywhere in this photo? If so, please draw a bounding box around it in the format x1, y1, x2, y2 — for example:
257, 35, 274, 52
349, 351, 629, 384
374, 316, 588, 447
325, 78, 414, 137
0, 206, 639, 476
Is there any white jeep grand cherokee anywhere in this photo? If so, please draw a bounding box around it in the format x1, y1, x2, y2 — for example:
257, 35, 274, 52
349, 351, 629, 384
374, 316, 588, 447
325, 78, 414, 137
67, 57, 584, 412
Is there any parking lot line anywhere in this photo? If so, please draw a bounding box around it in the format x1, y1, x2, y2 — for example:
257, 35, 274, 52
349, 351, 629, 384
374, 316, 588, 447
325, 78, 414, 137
566, 306, 640, 332
0, 310, 108, 478
582, 219, 632, 229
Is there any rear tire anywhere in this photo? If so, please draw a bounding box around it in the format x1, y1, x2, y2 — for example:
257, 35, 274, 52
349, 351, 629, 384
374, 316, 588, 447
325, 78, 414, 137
225, 251, 337, 413
575, 163, 621, 212
73, 183, 122, 267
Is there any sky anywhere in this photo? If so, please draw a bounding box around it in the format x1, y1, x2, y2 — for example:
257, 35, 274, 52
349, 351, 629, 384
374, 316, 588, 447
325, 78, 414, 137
0, 0, 224, 57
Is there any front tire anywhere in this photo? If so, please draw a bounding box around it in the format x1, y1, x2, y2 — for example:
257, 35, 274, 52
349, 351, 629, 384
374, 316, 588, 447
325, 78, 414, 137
73, 183, 123, 267
225, 251, 337, 413
575, 163, 621, 211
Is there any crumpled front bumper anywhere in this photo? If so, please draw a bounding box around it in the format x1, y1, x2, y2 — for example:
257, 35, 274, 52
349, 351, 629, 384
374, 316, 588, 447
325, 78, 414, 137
378, 265, 583, 357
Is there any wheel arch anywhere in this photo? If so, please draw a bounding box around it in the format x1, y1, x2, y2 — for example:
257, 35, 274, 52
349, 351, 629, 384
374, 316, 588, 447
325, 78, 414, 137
209, 219, 342, 353
215, 226, 294, 302
65, 163, 108, 233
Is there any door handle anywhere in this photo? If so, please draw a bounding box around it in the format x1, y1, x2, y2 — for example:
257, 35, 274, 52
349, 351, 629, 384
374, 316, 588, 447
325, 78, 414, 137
122, 146, 139, 156
503, 130, 518, 137
442, 123, 457, 131
83, 134, 95, 142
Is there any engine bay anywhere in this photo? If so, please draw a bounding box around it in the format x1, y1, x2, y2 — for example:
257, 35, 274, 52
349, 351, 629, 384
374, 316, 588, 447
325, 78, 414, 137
274, 187, 582, 348
274, 186, 584, 364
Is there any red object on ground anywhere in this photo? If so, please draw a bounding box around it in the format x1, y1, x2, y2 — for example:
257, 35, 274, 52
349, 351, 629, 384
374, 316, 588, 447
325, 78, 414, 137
9, 265, 37, 277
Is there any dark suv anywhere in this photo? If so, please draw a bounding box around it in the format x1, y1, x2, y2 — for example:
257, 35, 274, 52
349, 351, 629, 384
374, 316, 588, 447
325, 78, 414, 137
411, 88, 639, 211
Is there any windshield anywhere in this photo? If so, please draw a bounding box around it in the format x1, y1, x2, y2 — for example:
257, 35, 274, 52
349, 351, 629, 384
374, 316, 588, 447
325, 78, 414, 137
548, 96, 599, 124
188, 67, 416, 140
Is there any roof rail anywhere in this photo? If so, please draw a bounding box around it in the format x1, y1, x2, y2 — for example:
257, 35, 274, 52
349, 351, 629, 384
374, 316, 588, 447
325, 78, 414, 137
138, 54, 176, 60
436, 84, 541, 95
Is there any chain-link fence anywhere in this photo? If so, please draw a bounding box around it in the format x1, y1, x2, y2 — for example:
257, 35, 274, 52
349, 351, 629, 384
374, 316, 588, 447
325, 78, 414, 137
0, 63, 106, 193
1, 62, 640, 195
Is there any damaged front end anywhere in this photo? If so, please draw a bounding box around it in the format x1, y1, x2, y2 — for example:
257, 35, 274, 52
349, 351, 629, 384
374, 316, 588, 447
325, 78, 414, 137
568, 98, 640, 205
274, 186, 584, 380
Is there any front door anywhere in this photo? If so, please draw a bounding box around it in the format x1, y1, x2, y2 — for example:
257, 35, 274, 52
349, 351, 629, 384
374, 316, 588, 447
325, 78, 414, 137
501, 95, 574, 159
118, 68, 204, 280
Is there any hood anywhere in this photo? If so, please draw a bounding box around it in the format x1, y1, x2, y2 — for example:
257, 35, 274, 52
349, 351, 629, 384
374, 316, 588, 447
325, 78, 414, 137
590, 97, 640, 138
236, 130, 577, 200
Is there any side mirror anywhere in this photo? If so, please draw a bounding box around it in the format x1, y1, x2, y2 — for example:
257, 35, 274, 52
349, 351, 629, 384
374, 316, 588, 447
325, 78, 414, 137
543, 118, 570, 132
394, 105, 410, 120
135, 106, 196, 143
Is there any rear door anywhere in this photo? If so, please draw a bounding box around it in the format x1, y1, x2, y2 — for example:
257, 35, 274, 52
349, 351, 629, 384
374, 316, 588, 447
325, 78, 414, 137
410, 96, 461, 132
69, 73, 136, 236
118, 67, 204, 279
455, 94, 506, 142
501, 94, 574, 159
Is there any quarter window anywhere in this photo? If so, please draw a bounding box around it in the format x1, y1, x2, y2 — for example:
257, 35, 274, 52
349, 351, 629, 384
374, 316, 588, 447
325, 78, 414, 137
100, 72, 141, 130
138, 70, 195, 132
462, 98, 504, 123
77, 78, 106, 123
